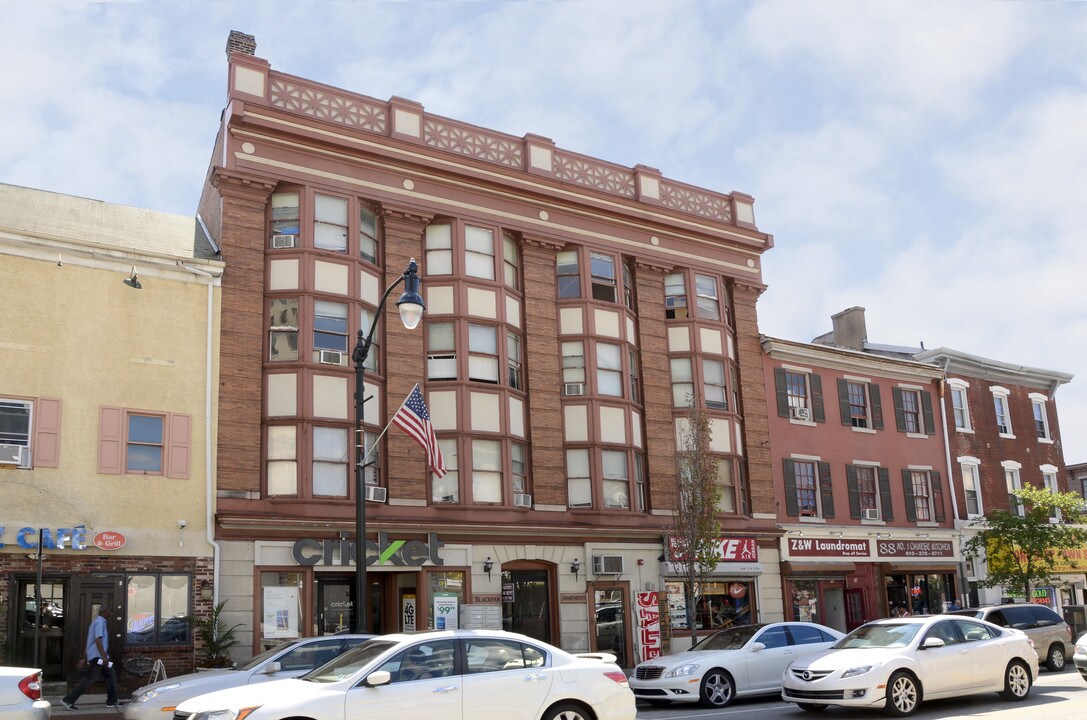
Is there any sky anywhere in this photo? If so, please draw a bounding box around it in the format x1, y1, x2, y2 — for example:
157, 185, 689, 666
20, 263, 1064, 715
3, 1, 1086, 463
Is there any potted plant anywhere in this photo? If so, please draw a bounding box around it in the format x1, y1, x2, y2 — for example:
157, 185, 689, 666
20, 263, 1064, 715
189, 600, 242, 669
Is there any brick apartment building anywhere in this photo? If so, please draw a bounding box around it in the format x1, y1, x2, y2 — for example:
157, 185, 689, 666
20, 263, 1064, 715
197, 32, 779, 664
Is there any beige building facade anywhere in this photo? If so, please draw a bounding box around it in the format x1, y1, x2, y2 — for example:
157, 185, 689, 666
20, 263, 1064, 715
0, 183, 223, 685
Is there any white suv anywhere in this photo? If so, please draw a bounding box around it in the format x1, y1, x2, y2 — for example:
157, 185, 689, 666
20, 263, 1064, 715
949, 604, 1074, 671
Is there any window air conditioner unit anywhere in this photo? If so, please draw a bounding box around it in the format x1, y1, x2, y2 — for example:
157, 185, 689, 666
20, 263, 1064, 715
364, 486, 387, 503
0, 443, 28, 467
862, 508, 880, 520
513, 493, 533, 508
790, 407, 812, 421
319, 350, 344, 365
271, 234, 298, 248
592, 555, 625, 575
563, 383, 585, 396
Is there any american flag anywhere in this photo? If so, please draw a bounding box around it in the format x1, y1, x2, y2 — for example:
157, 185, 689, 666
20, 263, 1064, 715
392, 384, 446, 478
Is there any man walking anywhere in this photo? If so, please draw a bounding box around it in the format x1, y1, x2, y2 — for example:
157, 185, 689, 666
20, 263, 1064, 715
61, 605, 118, 710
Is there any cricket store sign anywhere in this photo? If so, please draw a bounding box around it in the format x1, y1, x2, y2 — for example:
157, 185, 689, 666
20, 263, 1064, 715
293, 532, 444, 567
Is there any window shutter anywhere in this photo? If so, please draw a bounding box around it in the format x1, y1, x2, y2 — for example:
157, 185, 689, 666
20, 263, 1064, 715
869, 383, 884, 430
837, 379, 852, 426
783, 459, 799, 517
921, 390, 936, 435
811, 374, 825, 422
892, 387, 907, 433
931, 471, 946, 522
879, 467, 893, 521
774, 368, 790, 417
98, 407, 123, 475
846, 464, 861, 519
167, 413, 192, 479
902, 469, 917, 522
33, 397, 62, 468
819, 461, 834, 518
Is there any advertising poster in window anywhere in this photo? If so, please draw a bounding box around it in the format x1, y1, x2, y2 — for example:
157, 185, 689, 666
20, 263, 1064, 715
636, 591, 661, 662
262, 586, 300, 639
402, 594, 417, 631
434, 594, 459, 629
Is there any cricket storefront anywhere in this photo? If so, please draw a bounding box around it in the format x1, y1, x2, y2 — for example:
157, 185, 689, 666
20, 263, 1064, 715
781, 531, 962, 632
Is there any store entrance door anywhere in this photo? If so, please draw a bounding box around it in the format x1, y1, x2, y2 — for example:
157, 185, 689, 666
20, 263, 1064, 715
592, 584, 630, 668
66, 577, 122, 682
12, 578, 66, 680
315, 577, 354, 635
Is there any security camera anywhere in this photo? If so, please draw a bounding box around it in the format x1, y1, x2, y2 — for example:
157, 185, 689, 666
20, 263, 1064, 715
177, 520, 188, 528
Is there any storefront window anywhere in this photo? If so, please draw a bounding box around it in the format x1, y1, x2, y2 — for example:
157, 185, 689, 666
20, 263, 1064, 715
791, 579, 819, 623
125, 574, 190, 644
261, 571, 303, 647
428, 571, 464, 629
664, 580, 752, 631
886, 573, 956, 616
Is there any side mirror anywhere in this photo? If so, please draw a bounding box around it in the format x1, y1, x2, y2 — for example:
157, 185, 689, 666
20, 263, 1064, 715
365, 670, 392, 687
921, 637, 945, 649
262, 661, 282, 674
750, 642, 766, 653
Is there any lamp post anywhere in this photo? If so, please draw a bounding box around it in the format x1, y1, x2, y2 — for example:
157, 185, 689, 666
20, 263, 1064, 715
352, 258, 424, 634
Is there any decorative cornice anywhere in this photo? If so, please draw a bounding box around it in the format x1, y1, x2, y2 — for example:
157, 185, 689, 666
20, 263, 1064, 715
762, 335, 944, 382
210, 167, 276, 202
633, 258, 673, 275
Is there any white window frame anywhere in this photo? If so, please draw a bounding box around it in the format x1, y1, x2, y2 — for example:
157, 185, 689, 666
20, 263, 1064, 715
1029, 393, 1052, 442
566, 448, 592, 508
991, 386, 1014, 438
948, 379, 972, 432
313, 193, 349, 253
1042, 465, 1060, 523
464, 225, 496, 280
425, 223, 453, 275
432, 438, 459, 504
0, 398, 32, 450
1003, 460, 1023, 516
959, 457, 983, 518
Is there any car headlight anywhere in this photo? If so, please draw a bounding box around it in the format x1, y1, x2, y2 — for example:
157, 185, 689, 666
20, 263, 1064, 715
1076, 643, 1087, 655
841, 664, 878, 679
664, 664, 700, 678
192, 708, 261, 720
135, 683, 183, 703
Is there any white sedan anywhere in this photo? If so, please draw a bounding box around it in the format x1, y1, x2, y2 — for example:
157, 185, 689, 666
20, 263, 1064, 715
173, 629, 635, 720
629, 622, 843, 708
782, 616, 1038, 716
0, 666, 50, 720
124, 634, 372, 720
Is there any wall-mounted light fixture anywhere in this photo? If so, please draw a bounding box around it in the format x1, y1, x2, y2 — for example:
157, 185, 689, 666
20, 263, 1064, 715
570, 559, 581, 580
915, 533, 930, 539
200, 579, 213, 601
829, 531, 844, 537
483, 557, 494, 580
869, 532, 890, 539
123, 266, 142, 289
786, 529, 803, 537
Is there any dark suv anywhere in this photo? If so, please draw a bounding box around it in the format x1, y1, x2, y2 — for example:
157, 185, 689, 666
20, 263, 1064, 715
949, 603, 1074, 671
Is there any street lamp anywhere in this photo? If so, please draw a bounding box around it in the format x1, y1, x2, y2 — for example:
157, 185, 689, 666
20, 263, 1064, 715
352, 258, 424, 633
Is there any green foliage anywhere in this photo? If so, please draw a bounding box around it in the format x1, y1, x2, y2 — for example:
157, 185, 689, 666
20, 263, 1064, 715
670, 402, 723, 643
188, 600, 243, 668
963, 485, 1087, 599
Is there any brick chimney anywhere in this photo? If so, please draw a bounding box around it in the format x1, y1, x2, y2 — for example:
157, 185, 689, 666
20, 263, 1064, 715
830, 306, 867, 351
226, 31, 256, 57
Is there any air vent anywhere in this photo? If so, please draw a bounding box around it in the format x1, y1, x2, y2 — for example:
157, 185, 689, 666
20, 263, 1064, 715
592, 555, 625, 575
319, 350, 344, 365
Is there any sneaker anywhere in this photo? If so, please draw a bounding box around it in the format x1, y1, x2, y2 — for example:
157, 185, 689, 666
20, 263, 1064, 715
61, 699, 78, 710
106, 702, 120, 708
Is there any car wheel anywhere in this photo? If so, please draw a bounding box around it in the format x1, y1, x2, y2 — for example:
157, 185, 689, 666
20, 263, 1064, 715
542, 702, 591, 720
797, 703, 828, 712
698, 669, 735, 708
1000, 660, 1032, 701
883, 670, 920, 716
1046, 644, 1067, 671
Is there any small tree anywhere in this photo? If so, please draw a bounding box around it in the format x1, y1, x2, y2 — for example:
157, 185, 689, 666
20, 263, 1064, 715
189, 600, 243, 668
963, 485, 1087, 600
670, 403, 723, 644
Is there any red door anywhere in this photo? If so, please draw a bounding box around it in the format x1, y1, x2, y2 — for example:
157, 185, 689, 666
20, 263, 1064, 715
844, 588, 866, 631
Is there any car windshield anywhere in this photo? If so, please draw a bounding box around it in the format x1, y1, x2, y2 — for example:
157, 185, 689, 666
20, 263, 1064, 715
690, 625, 760, 651
238, 641, 298, 671
833, 623, 922, 649
302, 640, 397, 683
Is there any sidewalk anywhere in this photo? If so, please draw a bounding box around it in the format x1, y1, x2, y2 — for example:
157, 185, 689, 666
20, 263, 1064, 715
45, 693, 127, 719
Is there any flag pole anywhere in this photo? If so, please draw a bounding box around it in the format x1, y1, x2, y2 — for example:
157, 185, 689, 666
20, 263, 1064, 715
359, 383, 419, 467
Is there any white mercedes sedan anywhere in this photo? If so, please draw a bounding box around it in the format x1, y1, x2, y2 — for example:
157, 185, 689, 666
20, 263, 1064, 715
782, 616, 1038, 716
630, 622, 843, 708
172, 629, 635, 720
